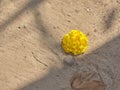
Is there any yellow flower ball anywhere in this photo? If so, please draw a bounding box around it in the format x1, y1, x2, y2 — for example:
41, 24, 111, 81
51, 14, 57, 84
62, 30, 88, 55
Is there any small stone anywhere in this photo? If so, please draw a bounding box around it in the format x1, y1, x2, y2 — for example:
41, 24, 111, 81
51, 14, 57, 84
63, 55, 75, 66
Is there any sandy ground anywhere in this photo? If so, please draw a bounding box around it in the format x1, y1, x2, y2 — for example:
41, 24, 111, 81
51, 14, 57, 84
0, 0, 120, 90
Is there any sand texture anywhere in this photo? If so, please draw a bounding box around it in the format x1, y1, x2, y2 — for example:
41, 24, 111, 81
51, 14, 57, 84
0, 0, 120, 90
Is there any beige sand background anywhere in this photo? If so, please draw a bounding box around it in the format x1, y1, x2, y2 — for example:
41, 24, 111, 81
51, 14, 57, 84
0, 0, 120, 90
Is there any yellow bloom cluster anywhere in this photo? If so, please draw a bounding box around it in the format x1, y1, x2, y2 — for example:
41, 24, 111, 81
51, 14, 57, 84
62, 30, 88, 55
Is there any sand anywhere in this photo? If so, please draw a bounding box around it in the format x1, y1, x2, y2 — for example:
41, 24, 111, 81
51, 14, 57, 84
0, 0, 120, 90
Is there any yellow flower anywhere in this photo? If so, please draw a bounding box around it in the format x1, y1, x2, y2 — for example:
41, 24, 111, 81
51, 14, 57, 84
62, 30, 88, 55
